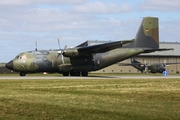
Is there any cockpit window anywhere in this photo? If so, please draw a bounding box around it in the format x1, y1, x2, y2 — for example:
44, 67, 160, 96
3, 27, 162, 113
16, 56, 19, 59
15, 54, 27, 60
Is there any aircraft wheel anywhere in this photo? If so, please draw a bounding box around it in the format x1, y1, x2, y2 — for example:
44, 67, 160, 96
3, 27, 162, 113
63, 72, 69, 76
19, 72, 26, 76
82, 72, 88, 76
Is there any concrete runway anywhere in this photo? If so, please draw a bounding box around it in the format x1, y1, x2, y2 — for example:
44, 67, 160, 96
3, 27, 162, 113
0, 75, 180, 80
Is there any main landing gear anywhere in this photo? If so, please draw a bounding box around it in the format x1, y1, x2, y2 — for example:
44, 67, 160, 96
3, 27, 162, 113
62, 71, 88, 76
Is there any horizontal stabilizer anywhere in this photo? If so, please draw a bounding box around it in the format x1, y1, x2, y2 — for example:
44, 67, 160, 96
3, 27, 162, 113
118, 63, 132, 66
165, 62, 180, 65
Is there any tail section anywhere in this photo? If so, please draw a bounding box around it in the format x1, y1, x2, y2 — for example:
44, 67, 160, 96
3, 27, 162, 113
131, 57, 141, 64
130, 58, 145, 73
118, 58, 144, 73
127, 17, 159, 48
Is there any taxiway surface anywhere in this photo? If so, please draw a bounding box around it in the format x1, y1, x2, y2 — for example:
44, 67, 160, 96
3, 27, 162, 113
0, 75, 180, 80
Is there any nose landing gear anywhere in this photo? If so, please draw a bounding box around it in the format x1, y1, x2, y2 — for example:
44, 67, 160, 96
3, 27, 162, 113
19, 72, 26, 76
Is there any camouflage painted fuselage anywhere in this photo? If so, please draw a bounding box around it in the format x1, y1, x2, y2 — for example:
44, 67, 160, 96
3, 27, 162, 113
148, 64, 166, 73
9, 48, 144, 73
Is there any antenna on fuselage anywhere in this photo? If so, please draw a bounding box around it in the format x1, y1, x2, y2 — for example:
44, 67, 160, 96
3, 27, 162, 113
58, 38, 61, 49
35, 41, 38, 51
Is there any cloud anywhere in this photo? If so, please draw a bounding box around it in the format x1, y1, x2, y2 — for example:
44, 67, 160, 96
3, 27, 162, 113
72, 2, 133, 14
139, 0, 180, 11
0, 0, 87, 6
0, 0, 32, 6
0, 8, 98, 33
160, 18, 180, 41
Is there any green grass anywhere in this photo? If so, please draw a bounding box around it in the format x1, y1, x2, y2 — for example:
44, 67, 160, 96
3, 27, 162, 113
0, 78, 180, 120
1, 72, 180, 77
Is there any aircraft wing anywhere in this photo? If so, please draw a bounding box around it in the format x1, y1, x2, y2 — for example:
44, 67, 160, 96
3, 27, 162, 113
118, 63, 147, 67
77, 40, 133, 53
165, 62, 180, 65
143, 48, 174, 53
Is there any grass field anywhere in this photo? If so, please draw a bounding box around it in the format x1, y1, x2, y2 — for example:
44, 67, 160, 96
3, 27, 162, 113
1, 72, 180, 76
0, 78, 180, 120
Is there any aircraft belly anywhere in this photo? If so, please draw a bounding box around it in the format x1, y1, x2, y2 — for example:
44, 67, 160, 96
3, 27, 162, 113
70, 57, 94, 65
58, 56, 96, 72
58, 64, 96, 72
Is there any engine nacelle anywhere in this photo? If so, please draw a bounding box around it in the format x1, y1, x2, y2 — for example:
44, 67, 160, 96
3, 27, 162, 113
63, 48, 82, 57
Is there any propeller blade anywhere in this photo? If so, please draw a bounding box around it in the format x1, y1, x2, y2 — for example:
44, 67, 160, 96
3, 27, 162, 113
163, 59, 167, 67
61, 54, 64, 64
57, 38, 65, 64
143, 59, 148, 73
58, 38, 61, 49
144, 59, 147, 65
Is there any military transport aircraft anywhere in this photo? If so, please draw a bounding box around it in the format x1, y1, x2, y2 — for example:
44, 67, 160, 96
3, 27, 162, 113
6, 17, 173, 76
119, 58, 180, 73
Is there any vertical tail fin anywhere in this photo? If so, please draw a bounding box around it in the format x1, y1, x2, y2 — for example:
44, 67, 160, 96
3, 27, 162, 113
126, 17, 159, 48
134, 17, 159, 48
131, 57, 141, 64
130, 58, 144, 73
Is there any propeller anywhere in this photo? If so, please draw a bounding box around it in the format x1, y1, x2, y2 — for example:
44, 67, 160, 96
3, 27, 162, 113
57, 38, 66, 64
163, 59, 168, 67
143, 59, 148, 73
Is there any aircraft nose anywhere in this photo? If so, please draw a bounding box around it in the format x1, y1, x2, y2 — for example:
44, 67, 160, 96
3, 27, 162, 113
6, 60, 13, 70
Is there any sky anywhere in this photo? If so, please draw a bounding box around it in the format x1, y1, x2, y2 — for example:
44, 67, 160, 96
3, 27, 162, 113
1, 0, 180, 62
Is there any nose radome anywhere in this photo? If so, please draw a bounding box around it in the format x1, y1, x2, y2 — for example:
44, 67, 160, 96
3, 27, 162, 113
6, 60, 13, 70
